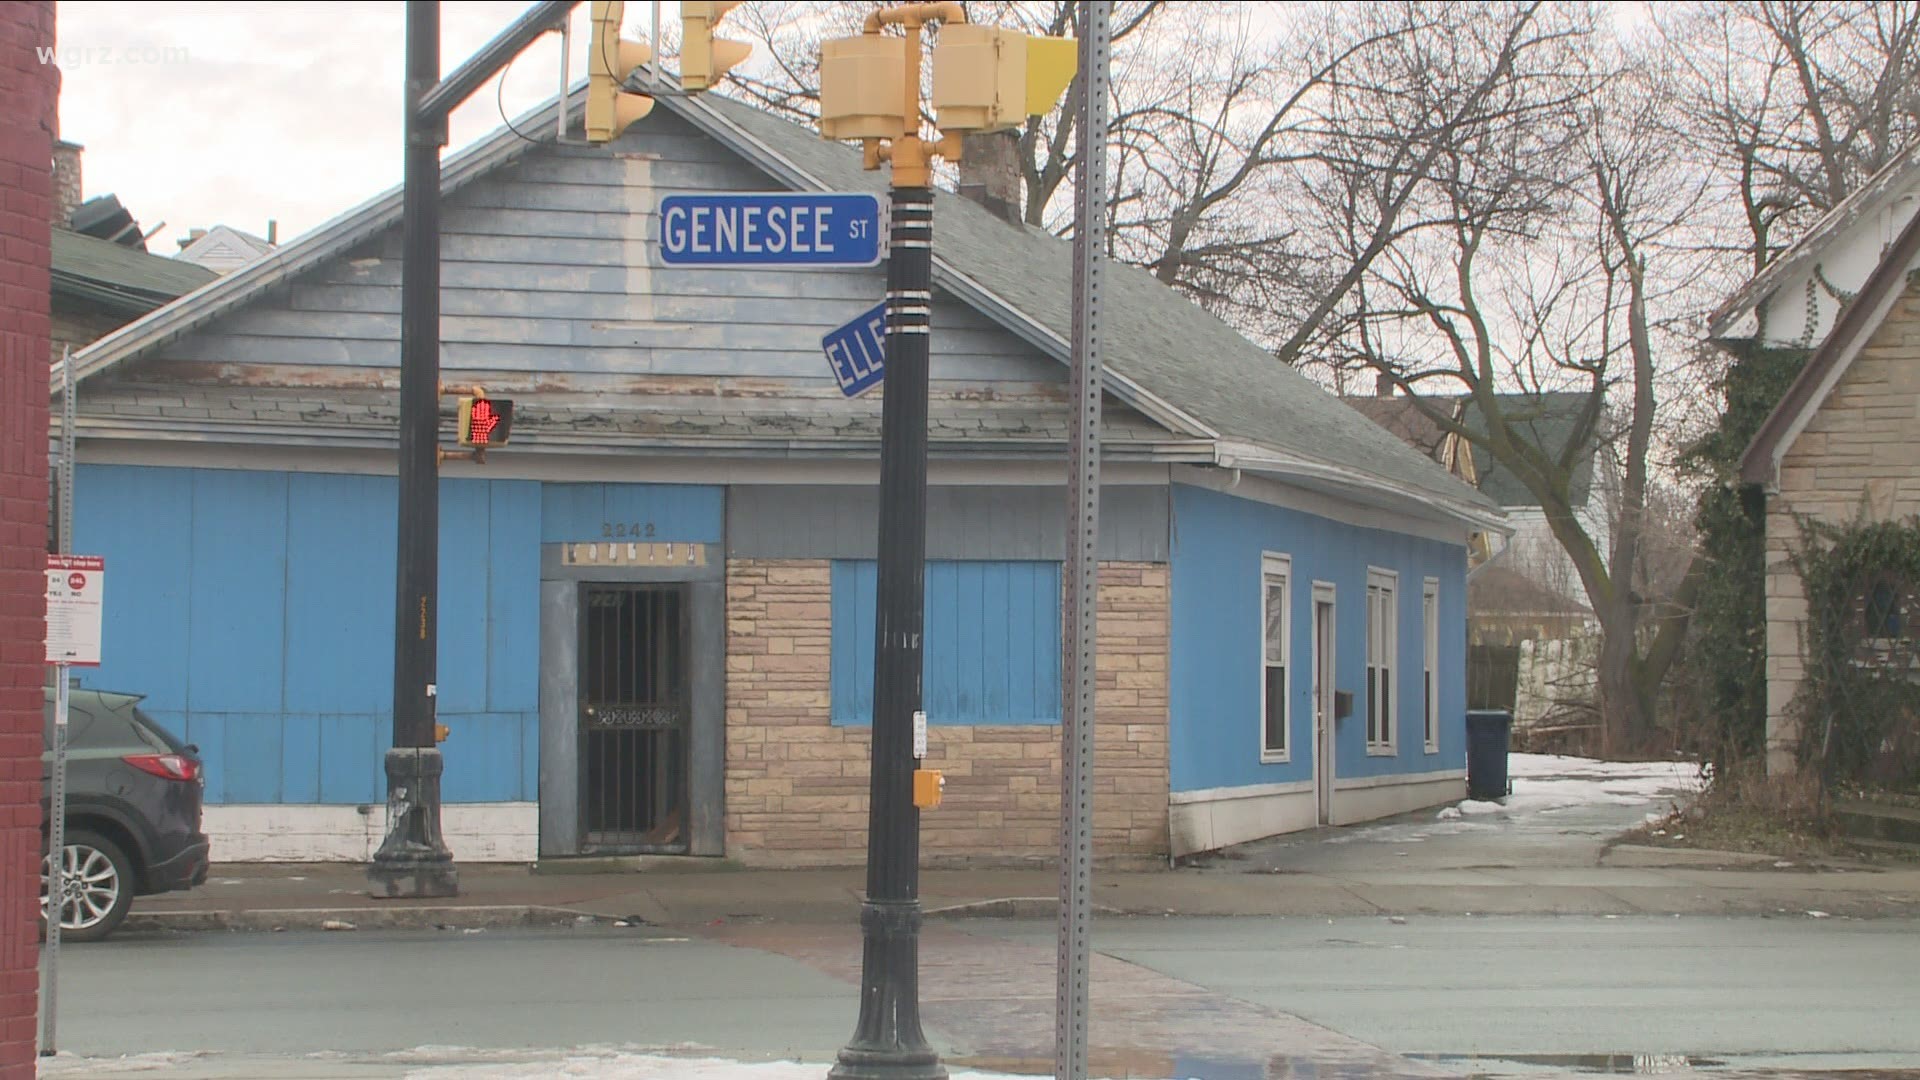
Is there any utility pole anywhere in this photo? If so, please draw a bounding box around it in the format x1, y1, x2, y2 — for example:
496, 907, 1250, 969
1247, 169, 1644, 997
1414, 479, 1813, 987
370, 0, 575, 899
817, 7, 1076, 1078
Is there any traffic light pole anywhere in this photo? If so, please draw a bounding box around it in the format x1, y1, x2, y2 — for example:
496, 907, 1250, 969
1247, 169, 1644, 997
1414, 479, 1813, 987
370, 0, 457, 899
367, 0, 573, 901
830, 11, 947, 1078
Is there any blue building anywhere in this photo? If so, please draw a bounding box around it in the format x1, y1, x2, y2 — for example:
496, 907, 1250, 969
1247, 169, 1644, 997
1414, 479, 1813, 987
58, 86, 1501, 865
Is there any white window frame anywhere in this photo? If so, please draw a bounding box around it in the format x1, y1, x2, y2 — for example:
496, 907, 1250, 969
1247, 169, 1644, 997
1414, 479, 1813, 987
1423, 577, 1440, 754
1260, 553, 1292, 763
1366, 567, 1398, 755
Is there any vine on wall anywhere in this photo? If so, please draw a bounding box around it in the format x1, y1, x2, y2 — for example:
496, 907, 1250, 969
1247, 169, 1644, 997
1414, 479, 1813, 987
1790, 514, 1920, 788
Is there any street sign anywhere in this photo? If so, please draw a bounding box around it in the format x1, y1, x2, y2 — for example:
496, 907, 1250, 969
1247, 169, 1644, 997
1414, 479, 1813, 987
659, 191, 884, 267
44, 555, 104, 667
822, 302, 888, 397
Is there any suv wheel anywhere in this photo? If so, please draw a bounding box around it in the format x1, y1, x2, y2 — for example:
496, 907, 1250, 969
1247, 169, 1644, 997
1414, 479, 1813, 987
42, 828, 134, 943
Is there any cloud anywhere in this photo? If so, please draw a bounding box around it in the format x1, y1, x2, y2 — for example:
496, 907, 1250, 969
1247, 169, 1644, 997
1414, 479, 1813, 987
51, 2, 600, 251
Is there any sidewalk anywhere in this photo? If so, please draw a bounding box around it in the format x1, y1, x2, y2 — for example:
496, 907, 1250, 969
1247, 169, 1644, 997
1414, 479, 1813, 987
124, 843, 1920, 935
129, 755, 1920, 931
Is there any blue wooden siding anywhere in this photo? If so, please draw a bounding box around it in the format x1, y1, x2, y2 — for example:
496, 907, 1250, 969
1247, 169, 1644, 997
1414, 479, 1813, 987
830, 560, 1062, 726
1168, 484, 1468, 793
69, 464, 641, 805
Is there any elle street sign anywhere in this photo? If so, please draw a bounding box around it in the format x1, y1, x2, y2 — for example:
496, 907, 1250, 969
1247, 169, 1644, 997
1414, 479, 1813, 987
658, 192, 884, 268
822, 301, 888, 398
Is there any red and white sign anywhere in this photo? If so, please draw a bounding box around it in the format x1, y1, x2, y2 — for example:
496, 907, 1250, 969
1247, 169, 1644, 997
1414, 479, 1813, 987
45, 555, 105, 667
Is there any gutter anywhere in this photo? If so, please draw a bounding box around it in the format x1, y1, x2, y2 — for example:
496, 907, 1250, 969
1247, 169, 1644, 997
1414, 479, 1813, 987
1212, 440, 1510, 535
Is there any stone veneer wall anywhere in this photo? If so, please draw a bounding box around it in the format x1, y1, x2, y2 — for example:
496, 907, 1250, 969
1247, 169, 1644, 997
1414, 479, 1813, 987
1764, 275, 1920, 773
724, 559, 1169, 866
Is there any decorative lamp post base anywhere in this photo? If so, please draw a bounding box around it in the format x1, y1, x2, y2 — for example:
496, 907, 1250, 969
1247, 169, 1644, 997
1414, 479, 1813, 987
367, 747, 460, 899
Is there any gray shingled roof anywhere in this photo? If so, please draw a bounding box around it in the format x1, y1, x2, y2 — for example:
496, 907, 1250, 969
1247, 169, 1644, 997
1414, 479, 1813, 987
51, 228, 216, 315
689, 91, 1497, 521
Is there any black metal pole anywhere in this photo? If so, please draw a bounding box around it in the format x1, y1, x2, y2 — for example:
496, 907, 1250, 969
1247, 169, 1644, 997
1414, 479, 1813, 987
369, 0, 459, 899
828, 185, 943, 1080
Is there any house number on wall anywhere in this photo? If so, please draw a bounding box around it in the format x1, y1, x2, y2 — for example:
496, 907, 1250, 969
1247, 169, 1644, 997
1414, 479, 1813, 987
601, 522, 657, 539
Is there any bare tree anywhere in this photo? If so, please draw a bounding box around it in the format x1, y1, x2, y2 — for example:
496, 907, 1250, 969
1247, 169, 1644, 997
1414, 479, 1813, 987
1337, 15, 1723, 749
1658, 1, 1920, 275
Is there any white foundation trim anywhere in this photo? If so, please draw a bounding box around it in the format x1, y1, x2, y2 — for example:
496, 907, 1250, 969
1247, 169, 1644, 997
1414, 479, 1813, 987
1334, 768, 1465, 791
202, 803, 537, 863
1168, 779, 1315, 805
1169, 785, 1318, 857
1330, 772, 1465, 827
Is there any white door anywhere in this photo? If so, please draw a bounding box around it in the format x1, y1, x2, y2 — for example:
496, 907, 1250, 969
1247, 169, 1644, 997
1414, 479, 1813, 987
1313, 584, 1336, 826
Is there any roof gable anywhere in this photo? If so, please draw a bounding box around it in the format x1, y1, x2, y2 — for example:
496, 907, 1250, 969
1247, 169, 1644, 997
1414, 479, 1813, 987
1741, 203, 1920, 486
1710, 141, 1920, 344
64, 76, 1495, 526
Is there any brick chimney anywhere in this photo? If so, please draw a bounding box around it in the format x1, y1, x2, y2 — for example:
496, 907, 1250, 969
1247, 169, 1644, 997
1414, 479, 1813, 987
958, 130, 1024, 226
52, 139, 82, 226
1376, 373, 1395, 397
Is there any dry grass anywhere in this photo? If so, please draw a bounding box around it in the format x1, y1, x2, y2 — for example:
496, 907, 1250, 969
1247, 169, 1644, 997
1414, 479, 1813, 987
1619, 762, 1853, 861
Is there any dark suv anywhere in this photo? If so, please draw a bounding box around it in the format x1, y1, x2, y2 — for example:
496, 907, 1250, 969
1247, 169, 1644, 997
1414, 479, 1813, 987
41, 688, 209, 941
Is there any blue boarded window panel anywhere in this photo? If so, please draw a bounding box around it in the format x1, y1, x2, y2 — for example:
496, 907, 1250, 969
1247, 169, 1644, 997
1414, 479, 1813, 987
831, 560, 1061, 726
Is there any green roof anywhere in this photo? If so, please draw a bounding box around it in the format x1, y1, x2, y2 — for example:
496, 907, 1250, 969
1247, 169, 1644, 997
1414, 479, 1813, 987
51, 228, 217, 316
1459, 392, 1599, 508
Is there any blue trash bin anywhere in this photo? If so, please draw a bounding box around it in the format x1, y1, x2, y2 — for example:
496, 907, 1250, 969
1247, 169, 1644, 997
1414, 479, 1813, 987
1465, 709, 1513, 801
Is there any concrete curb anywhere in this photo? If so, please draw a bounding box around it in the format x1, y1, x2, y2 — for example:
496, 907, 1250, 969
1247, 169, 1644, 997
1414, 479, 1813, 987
924, 897, 1127, 919
122, 904, 597, 934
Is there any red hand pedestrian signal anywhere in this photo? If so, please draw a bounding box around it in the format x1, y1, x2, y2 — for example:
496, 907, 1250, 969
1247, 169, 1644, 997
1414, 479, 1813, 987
457, 396, 514, 447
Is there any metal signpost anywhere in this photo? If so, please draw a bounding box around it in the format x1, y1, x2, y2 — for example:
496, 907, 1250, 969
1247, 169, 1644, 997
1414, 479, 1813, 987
657, 191, 885, 267
1058, 4, 1112, 1077
41, 349, 103, 1057
822, 302, 889, 397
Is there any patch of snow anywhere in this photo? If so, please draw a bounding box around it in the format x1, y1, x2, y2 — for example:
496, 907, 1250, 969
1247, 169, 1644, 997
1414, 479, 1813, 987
1458, 799, 1507, 815
1807, 910, 1832, 919
403, 1053, 1162, 1079
39, 1051, 211, 1074
1436, 806, 1463, 820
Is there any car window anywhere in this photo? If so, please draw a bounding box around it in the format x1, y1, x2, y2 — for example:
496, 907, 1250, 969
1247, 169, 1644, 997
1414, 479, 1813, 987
43, 700, 103, 750
130, 708, 188, 753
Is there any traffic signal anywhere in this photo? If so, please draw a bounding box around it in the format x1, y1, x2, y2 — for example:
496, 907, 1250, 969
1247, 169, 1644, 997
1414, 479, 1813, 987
819, 34, 908, 141
680, 2, 750, 93
457, 395, 514, 448
931, 25, 1078, 133
587, 0, 654, 144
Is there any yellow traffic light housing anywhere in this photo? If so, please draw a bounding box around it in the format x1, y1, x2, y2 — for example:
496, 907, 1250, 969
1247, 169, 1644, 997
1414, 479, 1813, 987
931, 24, 1077, 134
681, 1, 751, 93
820, 34, 909, 141
587, 0, 654, 144
456, 394, 514, 448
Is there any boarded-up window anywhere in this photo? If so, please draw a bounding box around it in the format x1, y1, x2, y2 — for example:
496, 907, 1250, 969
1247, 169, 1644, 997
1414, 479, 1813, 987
831, 560, 1063, 725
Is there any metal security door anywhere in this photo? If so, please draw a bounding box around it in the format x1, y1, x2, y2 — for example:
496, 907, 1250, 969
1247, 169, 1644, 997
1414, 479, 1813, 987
579, 584, 690, 852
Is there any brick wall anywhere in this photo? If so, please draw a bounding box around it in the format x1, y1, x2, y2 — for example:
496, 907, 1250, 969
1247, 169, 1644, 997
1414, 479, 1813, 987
0, 3, 56, 1071
1765, 274, 1920, 773
724, 560, 1170, 867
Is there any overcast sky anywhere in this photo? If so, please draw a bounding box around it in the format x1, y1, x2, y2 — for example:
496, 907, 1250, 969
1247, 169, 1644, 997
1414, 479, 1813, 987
50, 2, 613, 253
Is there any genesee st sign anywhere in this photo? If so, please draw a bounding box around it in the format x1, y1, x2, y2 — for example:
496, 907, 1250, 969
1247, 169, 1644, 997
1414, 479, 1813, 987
658, 192, 884, 268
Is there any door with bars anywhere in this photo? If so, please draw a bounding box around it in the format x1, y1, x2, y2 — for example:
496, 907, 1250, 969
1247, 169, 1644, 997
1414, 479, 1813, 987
578, 583, 690, 852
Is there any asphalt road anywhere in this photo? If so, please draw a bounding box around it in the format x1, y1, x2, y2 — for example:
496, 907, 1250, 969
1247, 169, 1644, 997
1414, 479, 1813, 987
987, 914, 1920, 1072
51, 926, 856, 1065
46, 915, 1920, 1077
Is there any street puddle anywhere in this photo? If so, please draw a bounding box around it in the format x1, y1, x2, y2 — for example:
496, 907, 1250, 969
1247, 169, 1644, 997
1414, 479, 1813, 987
1409, 1052, 1726, 1075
